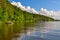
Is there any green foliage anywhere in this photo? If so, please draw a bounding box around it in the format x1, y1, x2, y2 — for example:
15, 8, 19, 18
0, 0, 54, 23
0, 0, 55, 40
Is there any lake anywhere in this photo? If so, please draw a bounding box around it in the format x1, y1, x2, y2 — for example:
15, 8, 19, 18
0, 21, 60, 40
13, 21, 60, 40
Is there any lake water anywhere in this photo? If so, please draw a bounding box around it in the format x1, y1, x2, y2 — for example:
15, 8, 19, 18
13, 21, 60, 40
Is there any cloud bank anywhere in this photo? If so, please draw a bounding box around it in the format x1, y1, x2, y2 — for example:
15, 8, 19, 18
11, 1, 60, 20
11, 1, 38, 14
40, 8, 60, 19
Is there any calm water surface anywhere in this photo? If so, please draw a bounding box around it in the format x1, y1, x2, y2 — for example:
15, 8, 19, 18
14, 21, 60, 40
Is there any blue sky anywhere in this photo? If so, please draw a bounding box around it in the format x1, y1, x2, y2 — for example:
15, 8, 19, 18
10, 0, 60, 11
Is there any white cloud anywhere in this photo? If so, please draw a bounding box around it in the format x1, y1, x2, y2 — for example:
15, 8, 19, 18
40, 8, 60, 20
11, 1, 60, 20
11, 1, 38, 14
31, 8, 38, 13
11, 1, 26, 11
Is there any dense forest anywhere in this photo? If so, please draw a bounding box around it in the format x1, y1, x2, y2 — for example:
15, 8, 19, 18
0, 0, 55, 40
0, 0, 54, 24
